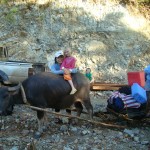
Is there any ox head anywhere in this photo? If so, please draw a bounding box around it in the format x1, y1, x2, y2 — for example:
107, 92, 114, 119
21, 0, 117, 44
0, 83, 21, 116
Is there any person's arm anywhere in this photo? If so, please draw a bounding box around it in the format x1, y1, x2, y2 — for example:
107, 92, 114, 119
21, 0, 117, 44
50, 64, 64, 75
60, 59, 66, 70
69, 57, 76, 69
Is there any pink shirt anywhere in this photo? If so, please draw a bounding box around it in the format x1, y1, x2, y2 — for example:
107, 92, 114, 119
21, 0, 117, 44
60, 56, 76, 69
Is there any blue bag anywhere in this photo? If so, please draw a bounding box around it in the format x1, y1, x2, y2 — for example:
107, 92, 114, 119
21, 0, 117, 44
144, 65, 150, 74
131, 83, 147, 104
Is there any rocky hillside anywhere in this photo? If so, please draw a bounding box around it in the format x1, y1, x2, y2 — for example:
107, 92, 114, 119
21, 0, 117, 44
0, 0, 150, 83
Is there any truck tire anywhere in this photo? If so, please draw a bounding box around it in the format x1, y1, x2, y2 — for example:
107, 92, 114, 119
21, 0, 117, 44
0, 70, 9, 82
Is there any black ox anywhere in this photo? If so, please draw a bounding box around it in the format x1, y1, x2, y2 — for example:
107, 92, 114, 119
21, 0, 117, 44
0, 72, 93, 137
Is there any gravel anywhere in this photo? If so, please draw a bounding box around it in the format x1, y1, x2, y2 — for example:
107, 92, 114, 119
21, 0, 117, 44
0, 92, 150, 150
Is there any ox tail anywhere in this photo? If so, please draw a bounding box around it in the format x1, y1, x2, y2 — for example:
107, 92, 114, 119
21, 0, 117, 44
75, 87, 93, 119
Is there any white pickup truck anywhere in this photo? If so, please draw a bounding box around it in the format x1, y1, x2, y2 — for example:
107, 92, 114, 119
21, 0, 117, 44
0, 61, 46, 84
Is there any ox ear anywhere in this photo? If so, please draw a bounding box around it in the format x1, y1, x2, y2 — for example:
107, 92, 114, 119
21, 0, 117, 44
3, 80, 12, 85
8, 82, 21, 95
9, 89, 19, 95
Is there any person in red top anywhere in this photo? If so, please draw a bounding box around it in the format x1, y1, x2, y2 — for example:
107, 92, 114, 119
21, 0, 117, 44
60, 48, 77, 94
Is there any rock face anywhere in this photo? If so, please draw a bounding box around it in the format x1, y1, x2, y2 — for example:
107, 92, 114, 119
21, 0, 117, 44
0, 0, 150, 83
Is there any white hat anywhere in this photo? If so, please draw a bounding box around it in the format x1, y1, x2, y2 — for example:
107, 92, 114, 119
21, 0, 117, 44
55, 51, 63, 58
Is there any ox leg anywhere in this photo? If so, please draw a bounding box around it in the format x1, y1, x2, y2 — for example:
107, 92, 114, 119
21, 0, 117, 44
66, 109, 71, 115
83, 99, 93, 120
54, 109, 62, 123
74, 102, 83, 117
65, 108, 72, 124
35, 111, 47, 139
69, 102, 83, 124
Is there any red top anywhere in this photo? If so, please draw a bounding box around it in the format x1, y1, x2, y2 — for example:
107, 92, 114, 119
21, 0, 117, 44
60, 56, 76, 69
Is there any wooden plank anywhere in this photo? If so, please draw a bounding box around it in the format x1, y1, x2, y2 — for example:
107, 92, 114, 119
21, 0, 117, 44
91, 82, 128, 87
91, 85, 120, 91
90, 82, 128, 91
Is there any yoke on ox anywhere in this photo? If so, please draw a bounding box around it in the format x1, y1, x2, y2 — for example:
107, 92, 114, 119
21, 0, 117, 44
0, 72, 93, 137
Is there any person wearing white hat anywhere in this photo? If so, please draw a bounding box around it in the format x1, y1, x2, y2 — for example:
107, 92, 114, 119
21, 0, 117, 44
49, 50, 77, 75
55, 51, 64, 58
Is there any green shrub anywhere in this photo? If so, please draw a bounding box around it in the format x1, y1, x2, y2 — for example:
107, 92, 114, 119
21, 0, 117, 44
5, 6, 19, 23
10, 7, 18, 13
0, 0, 8, 4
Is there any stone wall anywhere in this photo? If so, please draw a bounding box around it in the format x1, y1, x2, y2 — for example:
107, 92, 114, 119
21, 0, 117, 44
0, 0, 150, 83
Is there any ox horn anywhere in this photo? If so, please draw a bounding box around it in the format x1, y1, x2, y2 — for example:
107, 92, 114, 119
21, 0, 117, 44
8, 82, 21, 92
20, 84, 27, 104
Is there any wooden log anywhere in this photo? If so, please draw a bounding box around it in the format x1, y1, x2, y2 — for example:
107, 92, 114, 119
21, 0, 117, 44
25, 105, 126, 129
91, 85, 121, 91
90, 82, 128, 91
92, 82, 128, 87
107, 108, 133, 121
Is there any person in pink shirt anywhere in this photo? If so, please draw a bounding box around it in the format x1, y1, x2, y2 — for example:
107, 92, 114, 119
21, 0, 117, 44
60, 48, 77, 94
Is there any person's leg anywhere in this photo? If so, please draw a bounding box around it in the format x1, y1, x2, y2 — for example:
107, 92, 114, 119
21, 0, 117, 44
64, 73, 77, 94
68, 80, 77, 94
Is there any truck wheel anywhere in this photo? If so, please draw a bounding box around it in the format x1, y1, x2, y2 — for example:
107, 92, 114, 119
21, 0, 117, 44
0, 70, 9, 82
